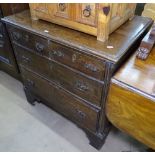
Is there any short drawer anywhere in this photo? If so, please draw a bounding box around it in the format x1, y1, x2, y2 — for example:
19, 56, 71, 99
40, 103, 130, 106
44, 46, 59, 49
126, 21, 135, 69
14, 44, 50, 77
14, 45, 103, 106
21, 67, 100, 132
49, 42, 105, 80
7, 25, 49, 57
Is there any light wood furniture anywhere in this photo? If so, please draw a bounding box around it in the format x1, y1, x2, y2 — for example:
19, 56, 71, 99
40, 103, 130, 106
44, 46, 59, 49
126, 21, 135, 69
29, 3, 136, 42
106, 47, 155, 149
142, 4, 155, 21
136, 24, 155, 60
3, 10, 152, 149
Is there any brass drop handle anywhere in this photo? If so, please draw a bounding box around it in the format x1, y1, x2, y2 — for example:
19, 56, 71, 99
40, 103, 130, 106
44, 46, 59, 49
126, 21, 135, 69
50, 50, 64, 58
22, 56, 30, 63
59, 3, 66, 12
75, 109, 86, 120
83, 5, 91, 17
84, 63, 98, 72
75, 81, 89, 92
35, 42, 44, 54
12, 31, 21, 41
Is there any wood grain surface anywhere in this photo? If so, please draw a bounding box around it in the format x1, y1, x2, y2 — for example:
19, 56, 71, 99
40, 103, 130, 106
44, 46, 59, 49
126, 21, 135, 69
114, 48, 155, 98
2, 10, 153, 62
106, 47, 155, 149
29, 3, 136, 42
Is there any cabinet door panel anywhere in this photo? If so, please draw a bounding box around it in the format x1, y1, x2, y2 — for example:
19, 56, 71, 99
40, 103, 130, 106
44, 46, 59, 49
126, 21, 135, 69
55, 3, 70, 19
47, 3, 71, 20
76, 3, 97, 27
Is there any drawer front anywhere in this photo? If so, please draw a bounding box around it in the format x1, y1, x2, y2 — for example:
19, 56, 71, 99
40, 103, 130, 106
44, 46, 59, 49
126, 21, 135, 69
21, 67, 99, 132
7, 25, 49, 57
49, 59, 103, 106
14, 45, 103, 106
14, 44, 50, 77
49, 42, 105, 80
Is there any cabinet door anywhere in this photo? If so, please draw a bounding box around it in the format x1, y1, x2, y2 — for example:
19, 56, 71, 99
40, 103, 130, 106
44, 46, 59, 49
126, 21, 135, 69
47, 3, 72, 20
76, 3, 97, 27
55, 3, 70, 19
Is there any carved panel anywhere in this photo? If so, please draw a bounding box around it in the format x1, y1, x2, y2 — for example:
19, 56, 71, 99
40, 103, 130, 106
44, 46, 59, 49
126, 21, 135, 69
54, 3, 70, 19
76, 3, 98, 26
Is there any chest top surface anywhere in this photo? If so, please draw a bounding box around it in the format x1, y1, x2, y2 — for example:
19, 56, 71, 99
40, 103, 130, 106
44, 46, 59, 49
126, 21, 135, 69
2, 10, 153, 63
113, 46, 155, 100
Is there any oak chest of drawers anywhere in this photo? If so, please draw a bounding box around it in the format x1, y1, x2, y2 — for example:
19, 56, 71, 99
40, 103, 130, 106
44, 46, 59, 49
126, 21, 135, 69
3, 11, 152, 149
29, 3, 136, 42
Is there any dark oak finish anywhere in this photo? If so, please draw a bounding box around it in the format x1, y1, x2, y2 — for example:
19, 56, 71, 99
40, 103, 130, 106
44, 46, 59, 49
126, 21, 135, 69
14, 44, 103, 106
22, 67, 100, 132
0, 4, 29, 79
49, 41, 106, 80
8, 25, 49, 57
8, 25, 106, 81
106, 47, 155, 149
0, 16, 19, 78
3, 11, 153, 62
0, 22, 15, 65
3, 10, 153, 149
0, 4, 29, 17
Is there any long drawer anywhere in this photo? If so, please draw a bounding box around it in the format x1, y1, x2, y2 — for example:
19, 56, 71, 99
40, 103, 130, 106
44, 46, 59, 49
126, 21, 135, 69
21, 67, 100, 132
14, 45, 103, 106
49, 41, 105, 80
7, 25, 49, 57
